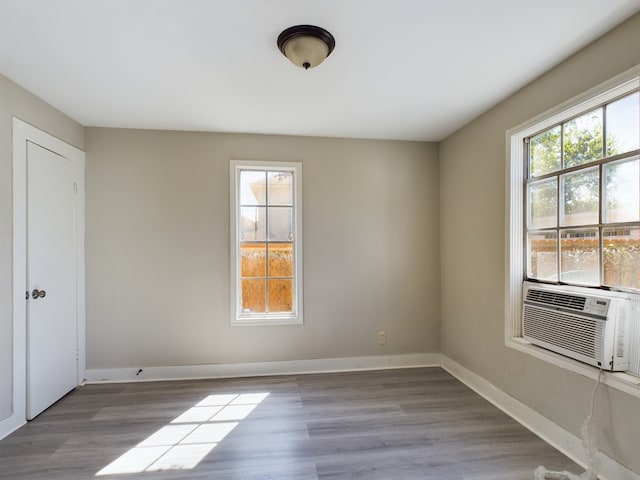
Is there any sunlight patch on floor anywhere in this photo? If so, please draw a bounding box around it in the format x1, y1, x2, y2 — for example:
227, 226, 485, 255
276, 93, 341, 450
95, 392, 269, 475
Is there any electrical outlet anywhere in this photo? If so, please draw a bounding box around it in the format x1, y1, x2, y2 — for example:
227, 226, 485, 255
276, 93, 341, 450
378, 331, 387, 345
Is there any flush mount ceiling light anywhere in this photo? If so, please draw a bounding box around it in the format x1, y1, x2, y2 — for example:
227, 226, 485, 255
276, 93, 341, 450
277, 25, 335, 70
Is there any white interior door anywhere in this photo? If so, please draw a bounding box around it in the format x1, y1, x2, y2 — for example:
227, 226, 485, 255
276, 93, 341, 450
26, 141, 78, 420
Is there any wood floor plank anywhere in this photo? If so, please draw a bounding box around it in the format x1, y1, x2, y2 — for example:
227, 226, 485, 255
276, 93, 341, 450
0, 367, 581, 479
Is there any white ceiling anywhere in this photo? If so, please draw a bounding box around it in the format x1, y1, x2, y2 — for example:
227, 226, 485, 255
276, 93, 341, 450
1, 0, 639, 141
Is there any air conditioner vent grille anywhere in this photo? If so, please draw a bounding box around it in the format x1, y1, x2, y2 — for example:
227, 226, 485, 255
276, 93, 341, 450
523, 305, 604, 361
526, 288, 586, 311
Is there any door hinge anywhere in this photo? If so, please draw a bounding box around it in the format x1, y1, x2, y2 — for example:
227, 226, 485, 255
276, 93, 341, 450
73, 182, 78, 194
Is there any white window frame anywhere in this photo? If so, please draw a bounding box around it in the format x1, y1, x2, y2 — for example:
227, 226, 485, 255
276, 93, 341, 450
505, 66, 640, 398
230, 160, 303, 326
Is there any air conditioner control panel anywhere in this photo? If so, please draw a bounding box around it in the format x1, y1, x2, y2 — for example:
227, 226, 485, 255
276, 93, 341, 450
584, 296, 610, 316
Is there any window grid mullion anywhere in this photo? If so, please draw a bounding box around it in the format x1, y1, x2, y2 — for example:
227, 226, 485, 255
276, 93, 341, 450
238, 171, 244, 314
555, 171, 562, 281
264, 171, 270, 313
599, 162, 605, 285
527, 149, 640, 183
523, 138, 530, 279
602, 104, 608, 159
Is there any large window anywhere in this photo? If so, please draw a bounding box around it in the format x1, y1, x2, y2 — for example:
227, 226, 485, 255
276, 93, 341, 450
230, 161, 302, 325
506, 70, 640, 392
525, 91, 640, 290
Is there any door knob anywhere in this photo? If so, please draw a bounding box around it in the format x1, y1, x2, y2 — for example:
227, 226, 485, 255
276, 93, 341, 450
31, 289, 46, 299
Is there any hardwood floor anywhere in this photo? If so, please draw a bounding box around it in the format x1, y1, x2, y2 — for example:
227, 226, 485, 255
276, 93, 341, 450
0, 367, 580, 479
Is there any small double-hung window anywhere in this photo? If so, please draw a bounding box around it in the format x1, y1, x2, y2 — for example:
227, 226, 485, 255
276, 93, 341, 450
230, 161, 303, 325
525, 90, 640, 291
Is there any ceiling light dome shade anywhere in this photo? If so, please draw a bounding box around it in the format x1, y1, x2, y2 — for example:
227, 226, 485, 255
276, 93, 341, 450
277, 25, 335, 70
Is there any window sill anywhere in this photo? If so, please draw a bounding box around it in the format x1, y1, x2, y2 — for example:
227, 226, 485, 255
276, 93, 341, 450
232, 315, 302, 327
506, 337, 640, 398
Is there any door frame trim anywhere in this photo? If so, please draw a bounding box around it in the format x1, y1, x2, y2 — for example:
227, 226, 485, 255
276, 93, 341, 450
7, 118, 85, 431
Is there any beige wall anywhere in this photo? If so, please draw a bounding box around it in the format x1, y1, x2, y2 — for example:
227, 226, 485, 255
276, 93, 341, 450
439, 13, 640, 473
85, 128, 440, 368
0, 74, 84, 421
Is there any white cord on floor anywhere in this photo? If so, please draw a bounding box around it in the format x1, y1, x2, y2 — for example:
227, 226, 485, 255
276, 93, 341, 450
534, 368, 604, 480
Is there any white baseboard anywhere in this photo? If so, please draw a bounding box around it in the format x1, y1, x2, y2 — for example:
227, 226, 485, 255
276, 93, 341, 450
0, 414, 26, 442
85, 353, 442, 383
440, 355, 639, 480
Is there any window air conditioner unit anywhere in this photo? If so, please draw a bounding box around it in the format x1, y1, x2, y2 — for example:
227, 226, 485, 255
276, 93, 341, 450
522, 281, 635, 371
